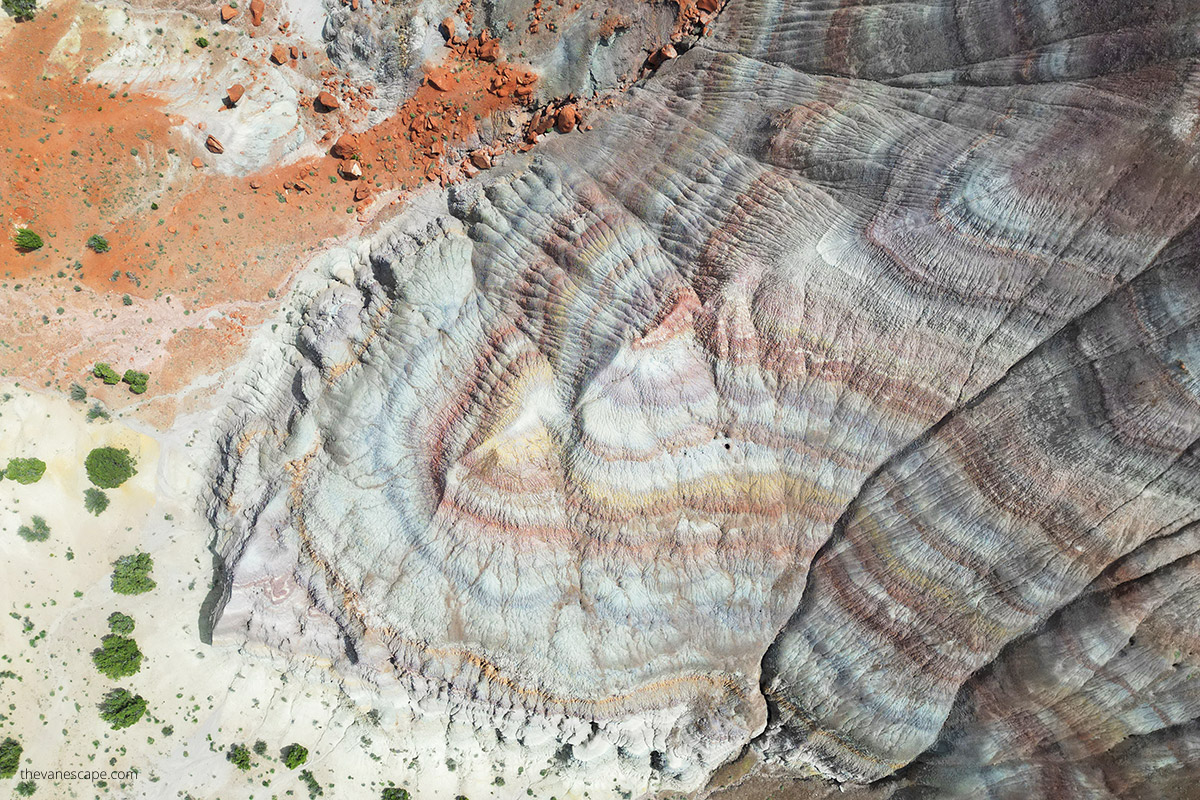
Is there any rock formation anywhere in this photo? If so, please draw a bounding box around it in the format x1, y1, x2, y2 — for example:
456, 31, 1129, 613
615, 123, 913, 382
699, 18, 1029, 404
210, 0, 1200, 796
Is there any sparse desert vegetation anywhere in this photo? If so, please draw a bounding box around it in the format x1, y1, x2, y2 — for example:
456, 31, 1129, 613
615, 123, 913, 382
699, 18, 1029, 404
97, 689, 147, 730
91, 634, 144, 679
92, 362, 122, 385
0, 737, 21, 778
227, 743, 252, 771
283, 742, 309, 769
4, 457, 46, 484
84, 487, 110, 516
11, 228, 42, 249
85, 446, 137, 488
16, 515, 50, 542
122, 369, 150, 395
110, 552, 156, 594
107, 611, 135, 635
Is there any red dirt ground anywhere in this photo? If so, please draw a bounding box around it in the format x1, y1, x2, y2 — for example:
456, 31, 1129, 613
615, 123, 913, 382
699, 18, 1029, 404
0, 2, 534, 427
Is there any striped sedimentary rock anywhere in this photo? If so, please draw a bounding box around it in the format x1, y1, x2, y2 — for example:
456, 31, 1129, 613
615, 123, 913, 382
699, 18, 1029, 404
211, 0, 1200, 792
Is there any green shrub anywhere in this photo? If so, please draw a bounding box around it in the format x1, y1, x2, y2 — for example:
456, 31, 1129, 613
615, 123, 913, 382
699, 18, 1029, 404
86, 234, 110, 253
93, 362, 121, 385
282, 743, 308, 769
98, 689, 146, 730
69, 383, 87, 402
91, 634, 142, 678
12, 229, 42, 250
17, 516, 50, 542
381, 788, 410, 800
227, 743, 252, 771
84, 488, 110, 516
111, 553, 155, 594
1, 0, 35, 19
195, 36, 209, 47
15, 779, 36, 796
253, 740, 268, 756
0, 737, 21, 778
85, 446, 136, 488
299, 770, 323, 798
5, 457, 46, 484
86, 404, 110, 422
121, 370, 149, 395
107, 611, 135, 634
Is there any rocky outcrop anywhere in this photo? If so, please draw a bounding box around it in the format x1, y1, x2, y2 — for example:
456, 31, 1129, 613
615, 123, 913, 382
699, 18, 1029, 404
211, 0, 1200, 795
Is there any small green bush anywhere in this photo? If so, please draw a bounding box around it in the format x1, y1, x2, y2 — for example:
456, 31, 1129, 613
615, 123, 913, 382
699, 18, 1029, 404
98, 689, 146, 730
381, 788, 410, 800
85, 446, 136, 488
282, 743, 308, 769
84, 488, 110, 516
15, 779, 36, 796
4, 457, 46, 484
253, 740, 268, 756
195, 36, 209, 47
93, 362, 121, 385
91, 634, 143, 678
12, 229, 42, 250
227, 743, 252, 771
1, 0, 35, 19
86, 404, 110, 422
86, 234, 110, 253
0, 737, 21, 778
17, 516, 50, 542
299, 770, 323, 798
121, 370, 149, 395
69, 383, 87, 402
107, 611, 135, 635
111, 553, 155, 594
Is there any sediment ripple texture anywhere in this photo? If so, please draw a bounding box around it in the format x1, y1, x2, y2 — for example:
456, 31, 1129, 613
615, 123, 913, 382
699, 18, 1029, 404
212, 0, 1200, 792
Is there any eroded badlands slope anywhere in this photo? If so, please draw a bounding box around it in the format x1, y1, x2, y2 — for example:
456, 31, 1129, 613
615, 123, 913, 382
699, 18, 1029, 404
210, 0, 1200, 797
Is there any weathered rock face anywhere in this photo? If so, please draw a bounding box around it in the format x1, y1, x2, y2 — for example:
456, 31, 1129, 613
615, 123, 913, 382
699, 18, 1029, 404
212, 0, 1200, 795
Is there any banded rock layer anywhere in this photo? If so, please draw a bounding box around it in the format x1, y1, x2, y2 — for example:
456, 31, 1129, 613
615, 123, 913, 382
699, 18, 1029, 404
211, 0, 1200, 794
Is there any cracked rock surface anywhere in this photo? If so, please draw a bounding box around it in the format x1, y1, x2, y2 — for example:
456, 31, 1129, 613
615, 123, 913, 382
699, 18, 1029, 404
211, 0, 1200, 795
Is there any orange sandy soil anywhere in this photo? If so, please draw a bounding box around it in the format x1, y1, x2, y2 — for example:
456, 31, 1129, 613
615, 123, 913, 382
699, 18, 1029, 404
0, 0, 532, 428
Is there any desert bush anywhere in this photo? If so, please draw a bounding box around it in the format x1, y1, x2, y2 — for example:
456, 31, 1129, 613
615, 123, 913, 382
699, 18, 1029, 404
381, 788, 410, 800
69, 383, 87, 402
86, 234, 110, 253
91, 634, 142, 679
5, 457, 46, 484
121, 370, 149, 395
16, 516, 50, 542
110, 552, 155, 594
227, 743, 252, 771
299, 770, 323, 798
12, 228, 42, 249
282, 743, 308, 769
0, 737, 21, 778
93, 362, 121, 384
15, 779, 36, 796
107, 612, 135, 634
98, 689, 146, 730
84, 488, 110, 516
85, 446, 136, 488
